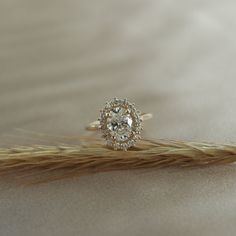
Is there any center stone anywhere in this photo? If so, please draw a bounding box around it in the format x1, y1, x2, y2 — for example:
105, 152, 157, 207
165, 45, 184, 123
106, 107, 133, 141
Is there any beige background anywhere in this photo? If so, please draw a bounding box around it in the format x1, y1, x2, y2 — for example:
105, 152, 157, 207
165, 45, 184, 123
1, 0, 236, 235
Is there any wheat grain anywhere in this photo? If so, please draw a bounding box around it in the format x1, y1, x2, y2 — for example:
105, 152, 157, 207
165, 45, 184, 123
0, 137, 235, 183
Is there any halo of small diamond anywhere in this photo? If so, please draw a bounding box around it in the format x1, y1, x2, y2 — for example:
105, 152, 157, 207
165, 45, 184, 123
99, 98, 142, 150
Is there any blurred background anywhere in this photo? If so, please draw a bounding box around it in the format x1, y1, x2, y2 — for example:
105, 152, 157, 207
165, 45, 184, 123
1, 0, 236, 235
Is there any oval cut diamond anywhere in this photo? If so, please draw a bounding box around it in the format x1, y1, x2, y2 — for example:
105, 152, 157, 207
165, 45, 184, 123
107, 107, 133, 141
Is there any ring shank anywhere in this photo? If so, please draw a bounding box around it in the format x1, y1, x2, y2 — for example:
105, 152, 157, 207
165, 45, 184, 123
86, 113, 152, 131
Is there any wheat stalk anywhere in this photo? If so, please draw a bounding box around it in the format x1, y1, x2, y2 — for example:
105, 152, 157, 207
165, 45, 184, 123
0, 137, 236, 183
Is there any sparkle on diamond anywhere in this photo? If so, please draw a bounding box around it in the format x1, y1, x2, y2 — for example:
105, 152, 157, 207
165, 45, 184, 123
106, 106, 133, 141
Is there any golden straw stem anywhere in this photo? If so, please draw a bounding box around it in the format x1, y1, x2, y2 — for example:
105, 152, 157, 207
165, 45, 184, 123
0, 138, 236, 182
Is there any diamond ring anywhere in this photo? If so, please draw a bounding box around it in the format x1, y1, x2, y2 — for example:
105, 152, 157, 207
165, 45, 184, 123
86, 98, 152, 150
